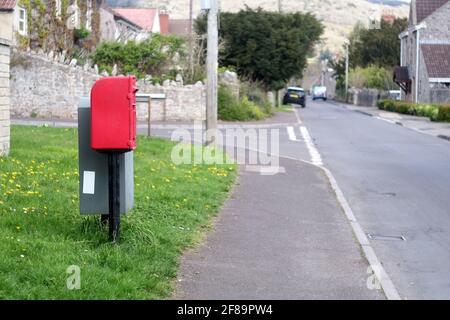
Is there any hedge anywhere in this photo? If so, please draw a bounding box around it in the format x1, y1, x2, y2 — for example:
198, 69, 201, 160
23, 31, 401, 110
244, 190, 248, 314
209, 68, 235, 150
218, 85, 271, 121
377, 100, 450, 122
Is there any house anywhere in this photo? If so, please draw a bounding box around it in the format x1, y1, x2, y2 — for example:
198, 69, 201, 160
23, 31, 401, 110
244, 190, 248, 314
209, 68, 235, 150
100, 6, 146, 42
395, 0, 450, 103
100, 6, 169, 43
11, 0, 103, 51
0, 0, 16, 156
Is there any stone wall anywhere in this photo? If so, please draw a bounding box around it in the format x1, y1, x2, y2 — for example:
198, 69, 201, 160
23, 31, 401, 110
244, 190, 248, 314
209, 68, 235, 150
0, 43, 10, 156
430, 88, 450, 104
219, 70, 240, 99
10, 51, 206, 121
137, 81, 206, 121
347, 88, 380, 107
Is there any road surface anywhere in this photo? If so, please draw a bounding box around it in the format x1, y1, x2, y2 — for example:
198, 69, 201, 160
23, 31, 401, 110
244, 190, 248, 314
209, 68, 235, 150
296, 99, 450, 299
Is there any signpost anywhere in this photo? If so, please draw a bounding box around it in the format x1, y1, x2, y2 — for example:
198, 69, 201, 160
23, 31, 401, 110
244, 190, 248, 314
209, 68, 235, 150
136, 93, 166, 138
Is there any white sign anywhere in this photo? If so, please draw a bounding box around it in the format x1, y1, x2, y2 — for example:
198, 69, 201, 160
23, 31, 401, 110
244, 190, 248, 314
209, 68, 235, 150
83, 171, 95, 195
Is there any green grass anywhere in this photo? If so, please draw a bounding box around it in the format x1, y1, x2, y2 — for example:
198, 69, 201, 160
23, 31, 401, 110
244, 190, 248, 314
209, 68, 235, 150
0, 126, 236, 299
277, 105, 294, 113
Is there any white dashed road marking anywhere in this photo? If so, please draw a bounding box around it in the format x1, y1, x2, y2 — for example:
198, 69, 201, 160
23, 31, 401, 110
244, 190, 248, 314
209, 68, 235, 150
287, 126, 298, 141
299, 126, 323, 166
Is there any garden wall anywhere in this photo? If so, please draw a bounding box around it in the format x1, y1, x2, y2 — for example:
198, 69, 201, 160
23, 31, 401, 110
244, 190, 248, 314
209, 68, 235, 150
10, 50, 206, 121
430, 88, 450, 104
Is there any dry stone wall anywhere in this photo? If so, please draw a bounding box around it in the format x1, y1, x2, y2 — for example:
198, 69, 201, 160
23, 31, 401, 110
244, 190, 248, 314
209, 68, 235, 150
10, 50, 206, 122
0, 44, 10, 156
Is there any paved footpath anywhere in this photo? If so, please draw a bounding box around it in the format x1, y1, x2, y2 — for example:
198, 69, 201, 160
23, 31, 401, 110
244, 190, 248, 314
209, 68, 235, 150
175, 157, 384, 300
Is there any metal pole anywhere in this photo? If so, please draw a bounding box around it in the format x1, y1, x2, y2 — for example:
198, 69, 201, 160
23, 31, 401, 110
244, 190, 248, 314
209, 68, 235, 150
108, 153, 121, 242
206, 0, 219, 145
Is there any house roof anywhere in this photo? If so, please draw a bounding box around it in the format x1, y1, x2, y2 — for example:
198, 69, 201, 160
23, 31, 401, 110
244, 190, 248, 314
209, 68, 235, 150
415, 0, 449, 23
0, 0, 16, 11
169, 19, 191, 37
422, 44, 450, 78
112, 8, 158, 31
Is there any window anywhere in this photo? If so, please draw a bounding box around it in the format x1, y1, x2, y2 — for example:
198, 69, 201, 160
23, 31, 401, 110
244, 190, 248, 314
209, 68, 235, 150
18, 7, 27, 35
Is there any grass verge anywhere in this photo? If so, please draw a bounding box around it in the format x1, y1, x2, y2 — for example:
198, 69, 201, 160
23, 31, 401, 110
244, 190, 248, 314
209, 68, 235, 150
0, 126, 236, 299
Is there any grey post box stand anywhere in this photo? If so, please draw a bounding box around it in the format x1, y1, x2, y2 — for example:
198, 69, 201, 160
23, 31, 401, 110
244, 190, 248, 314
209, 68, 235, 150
78, 98, 134, 240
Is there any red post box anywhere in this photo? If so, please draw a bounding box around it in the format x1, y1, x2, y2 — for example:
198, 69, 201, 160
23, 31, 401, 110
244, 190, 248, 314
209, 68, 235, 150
91, 76, 138, 152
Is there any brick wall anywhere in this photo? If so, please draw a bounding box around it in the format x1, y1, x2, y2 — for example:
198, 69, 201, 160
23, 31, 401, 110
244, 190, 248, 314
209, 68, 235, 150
0, 44, 10, 156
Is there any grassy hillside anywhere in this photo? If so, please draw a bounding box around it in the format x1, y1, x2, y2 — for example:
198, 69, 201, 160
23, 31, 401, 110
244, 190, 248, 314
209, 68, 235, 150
106, 0, 409, 52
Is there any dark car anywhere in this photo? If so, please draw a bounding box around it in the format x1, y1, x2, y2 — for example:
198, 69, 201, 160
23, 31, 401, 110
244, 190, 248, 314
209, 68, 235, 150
283, 87, 306, 108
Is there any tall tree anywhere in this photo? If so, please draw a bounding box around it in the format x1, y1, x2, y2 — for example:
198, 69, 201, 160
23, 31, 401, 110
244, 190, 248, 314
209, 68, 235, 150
332, 18, 408, 90
196, 8, 324, 91
348, 18, 409, 69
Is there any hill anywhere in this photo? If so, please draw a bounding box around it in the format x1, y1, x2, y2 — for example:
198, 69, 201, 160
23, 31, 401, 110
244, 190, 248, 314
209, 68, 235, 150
106, 0, 409, 53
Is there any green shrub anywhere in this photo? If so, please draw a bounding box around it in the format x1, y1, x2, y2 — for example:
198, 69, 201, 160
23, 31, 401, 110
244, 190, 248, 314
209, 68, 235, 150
241, 97, 266, 120
240, 81, 269, 108
378, 100, 443, 121
437, 105, 450, 122
218, 86, 270, 121
92, 34, 185, 79
74, 28, 91, 42
349, 66, 396, 90
414, 104, 439, 120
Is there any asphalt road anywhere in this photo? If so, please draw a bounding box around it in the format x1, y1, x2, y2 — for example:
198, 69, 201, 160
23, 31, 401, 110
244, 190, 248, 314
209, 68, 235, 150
298, 99, 450, 299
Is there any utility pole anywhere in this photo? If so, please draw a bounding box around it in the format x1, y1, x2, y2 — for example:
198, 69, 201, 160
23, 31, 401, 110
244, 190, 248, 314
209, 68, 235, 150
345, 43, 349, 100
206, 0, 219, 145
278, 0, 282, 13
189, 0, 194, 78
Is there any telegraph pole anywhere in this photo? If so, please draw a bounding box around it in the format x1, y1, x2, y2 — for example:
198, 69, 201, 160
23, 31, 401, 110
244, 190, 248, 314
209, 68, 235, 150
206, 0, 219, 145
278, 0, 282, 13
345, 43, 349, 99
189, 0, 194, 77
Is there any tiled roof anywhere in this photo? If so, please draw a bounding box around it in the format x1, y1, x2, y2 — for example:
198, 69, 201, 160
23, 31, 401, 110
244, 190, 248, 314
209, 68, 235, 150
0, 0, 16, 10
416, 0, 449, 22
422, 44, 450, 78
112, 8, 157, 31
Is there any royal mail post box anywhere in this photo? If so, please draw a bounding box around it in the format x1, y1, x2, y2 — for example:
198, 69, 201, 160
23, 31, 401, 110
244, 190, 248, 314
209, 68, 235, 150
91, 76, 138, 152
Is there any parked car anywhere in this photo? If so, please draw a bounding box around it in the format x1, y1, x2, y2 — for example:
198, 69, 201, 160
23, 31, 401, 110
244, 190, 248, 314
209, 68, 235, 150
283, 87, 306, 108
312, 86, 327, 101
